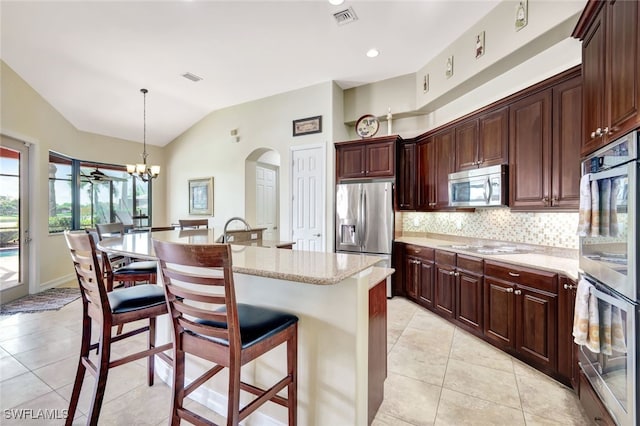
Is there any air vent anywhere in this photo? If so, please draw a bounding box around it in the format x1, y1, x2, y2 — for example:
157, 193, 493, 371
333, 7, 358, 26
181, 72, 203, 82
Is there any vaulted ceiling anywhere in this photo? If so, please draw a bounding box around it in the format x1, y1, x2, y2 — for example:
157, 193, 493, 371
1, 1, 501, 146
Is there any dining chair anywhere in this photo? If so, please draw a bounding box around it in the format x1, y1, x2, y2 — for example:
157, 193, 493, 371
63, 231, 172, 426
153, 239, 298, 426
93, 223, 157, 289
178, 219, 209, 230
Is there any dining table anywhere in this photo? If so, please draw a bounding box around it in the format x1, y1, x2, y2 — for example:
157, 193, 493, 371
97, 228, 393, 426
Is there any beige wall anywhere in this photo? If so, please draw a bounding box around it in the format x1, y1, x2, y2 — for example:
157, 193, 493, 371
163, 81, 339, 245
0, 61, 167, 290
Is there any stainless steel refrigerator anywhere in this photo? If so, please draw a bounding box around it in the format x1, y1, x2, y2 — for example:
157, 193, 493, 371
335, 181, 394, 297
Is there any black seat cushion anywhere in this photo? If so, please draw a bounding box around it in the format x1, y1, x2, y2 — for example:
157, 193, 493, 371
114, 260, 157, 275
194, 304, 298, 349
108, 284, 166, 314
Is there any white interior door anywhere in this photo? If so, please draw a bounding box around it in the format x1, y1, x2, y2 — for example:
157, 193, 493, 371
0, 135, 30, 303
291, 145, 325, 251
256, 163, 278, 240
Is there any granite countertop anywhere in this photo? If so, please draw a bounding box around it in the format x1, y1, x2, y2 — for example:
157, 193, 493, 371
99, 230, 382, 286
231, 239, 294, 249
395, 235, 579, 281
228, 245, 382, 285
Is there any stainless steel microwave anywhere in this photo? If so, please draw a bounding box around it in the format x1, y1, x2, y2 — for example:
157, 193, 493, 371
448, 164, 508, 207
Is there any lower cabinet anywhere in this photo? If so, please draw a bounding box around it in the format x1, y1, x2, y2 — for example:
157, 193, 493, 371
403, 245, 435, 308
368, 279, 387, 424
484, 260, 558, 373
434, 250, 456, 320
579, 371, 616, 426
394, 243, 572, 384
557, 276, 579, 389
455, 254, 484, 335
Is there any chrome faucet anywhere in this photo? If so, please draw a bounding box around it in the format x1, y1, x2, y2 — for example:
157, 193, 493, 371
222, 217, 251, 242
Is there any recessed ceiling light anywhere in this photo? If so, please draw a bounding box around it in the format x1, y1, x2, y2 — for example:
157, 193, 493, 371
366, 48, 379, 58
328, 0, 345, 5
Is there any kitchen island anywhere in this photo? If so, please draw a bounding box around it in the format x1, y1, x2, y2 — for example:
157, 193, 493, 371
98, 230, 393, 425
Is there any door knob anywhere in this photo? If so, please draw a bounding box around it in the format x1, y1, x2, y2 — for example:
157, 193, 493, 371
506, 288, 514, 293
313, 233, 321, 237
514, 289, 522, 295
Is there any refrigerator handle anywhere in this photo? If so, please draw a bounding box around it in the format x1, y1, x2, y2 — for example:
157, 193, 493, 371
362, 190, 367, 250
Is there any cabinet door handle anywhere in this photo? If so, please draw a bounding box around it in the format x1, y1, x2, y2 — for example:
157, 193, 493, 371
603, 127, 609, 136
448, 270, 455, 276
594, 127, 603, 137
514, 289, 522, 295
506, 288, 514, 293
508, 272, 520, 277
454, 272, 459, 276
563, 283, 576, 290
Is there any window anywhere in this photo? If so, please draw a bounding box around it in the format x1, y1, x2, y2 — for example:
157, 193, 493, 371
48, 152, 151, 234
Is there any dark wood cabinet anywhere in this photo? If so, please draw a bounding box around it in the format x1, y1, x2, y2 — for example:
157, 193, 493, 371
433, 130, 455, 209
484, 260, 558, 373
368, 279, 387, 424
579, 371, 617, 426
403, 244, 435, 308
454, 119, 479, 171
455, 254, 484, 336
557, 276, 579, 389
455, 109, 508, 172
416, 138, 434, 210
434, 250, 456, 320
478, 107, 509, 168
510, 71, 582, 210
391, 242, 405, 297
551, 76, 582, 209
335, 136, 398, 181
574, 0, 640, 156
396, 142, 416, 210
509, 89, 552, 209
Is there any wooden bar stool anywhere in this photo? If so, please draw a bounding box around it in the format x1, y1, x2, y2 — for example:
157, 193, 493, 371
153, 239, 298, 426
64, 231, 172, 425
93, 223, 157, 288
178, 219, 209, 229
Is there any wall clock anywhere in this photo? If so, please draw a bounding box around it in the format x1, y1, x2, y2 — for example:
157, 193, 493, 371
355, 114, 380, 138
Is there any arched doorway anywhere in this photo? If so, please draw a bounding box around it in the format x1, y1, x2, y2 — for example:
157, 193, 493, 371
245, 148, 280, 240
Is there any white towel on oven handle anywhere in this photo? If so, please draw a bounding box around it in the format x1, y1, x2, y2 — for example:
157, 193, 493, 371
576, 174, 591, 236
611, 306, 627, 354
573, 277, 591, 345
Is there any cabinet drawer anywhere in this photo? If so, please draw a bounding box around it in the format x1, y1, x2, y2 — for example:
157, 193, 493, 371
456, 254, 483, 275
484, 260, 557, 293
405, 245, 434, 261
435, 250, 456, 266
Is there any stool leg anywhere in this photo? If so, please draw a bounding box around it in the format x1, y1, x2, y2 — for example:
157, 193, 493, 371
227, 357, 241, 426
287, 326, 298, 426
148, 317, 156, 386
87, 325, 112, 425
170, 349, 185, 426
65, 314, 92, 425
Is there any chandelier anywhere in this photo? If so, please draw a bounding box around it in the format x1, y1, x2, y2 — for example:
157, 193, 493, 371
126, 88, 160, 181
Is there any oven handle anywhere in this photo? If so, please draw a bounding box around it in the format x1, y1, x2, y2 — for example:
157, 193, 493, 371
590, 285, 630, 310
589, 166, 628, 181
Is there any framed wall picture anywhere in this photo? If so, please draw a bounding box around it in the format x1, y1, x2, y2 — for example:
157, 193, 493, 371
515, 0, 528, 31
293, 115, 322, 137
446, 56, 454, 78
475, 31, 485, 58
188, 177, 214, 215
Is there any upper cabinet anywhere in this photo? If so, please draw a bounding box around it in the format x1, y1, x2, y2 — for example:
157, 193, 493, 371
455, 108, 508, 172
396, 141, 416, 210
573, 0, 640, 156
415, 130, 453, 210
335, 135, 399, 182
509, 72, 582, 210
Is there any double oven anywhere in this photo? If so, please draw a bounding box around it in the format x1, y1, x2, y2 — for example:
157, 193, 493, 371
579, 130, 639, 426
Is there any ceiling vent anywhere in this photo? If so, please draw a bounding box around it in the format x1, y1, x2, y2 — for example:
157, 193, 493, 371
333, 7, 358, 26
182, 72, 203, 82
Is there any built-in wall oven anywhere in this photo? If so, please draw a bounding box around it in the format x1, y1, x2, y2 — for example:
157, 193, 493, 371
578, 130, 639, 426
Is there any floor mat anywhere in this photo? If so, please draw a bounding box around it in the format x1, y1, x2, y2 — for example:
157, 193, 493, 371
0, 287, 80, 315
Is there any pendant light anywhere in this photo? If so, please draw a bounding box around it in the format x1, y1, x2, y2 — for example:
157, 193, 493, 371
126, 88, 160, 181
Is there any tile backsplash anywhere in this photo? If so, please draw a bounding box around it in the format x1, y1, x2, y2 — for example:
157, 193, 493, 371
401, 208, 579, 249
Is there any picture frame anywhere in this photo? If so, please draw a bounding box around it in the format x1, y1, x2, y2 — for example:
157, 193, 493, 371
293, 115, 322, 137
515, 0, 528, 31
475, 31, 485, 58
188, 177, 214, 216
423, 74, 429, 93
445, 56, 454, 78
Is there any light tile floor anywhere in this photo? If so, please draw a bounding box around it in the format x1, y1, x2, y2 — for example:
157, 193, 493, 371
0, 295, 590, 425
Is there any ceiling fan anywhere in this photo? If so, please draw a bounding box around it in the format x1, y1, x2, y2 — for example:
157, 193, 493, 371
80, 167, 126, 183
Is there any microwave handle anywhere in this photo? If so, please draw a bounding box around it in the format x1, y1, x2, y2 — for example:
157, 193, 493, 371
484, 177, 492, 204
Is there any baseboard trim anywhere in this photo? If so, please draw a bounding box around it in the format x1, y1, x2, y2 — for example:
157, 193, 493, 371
39, 274, 76, 292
